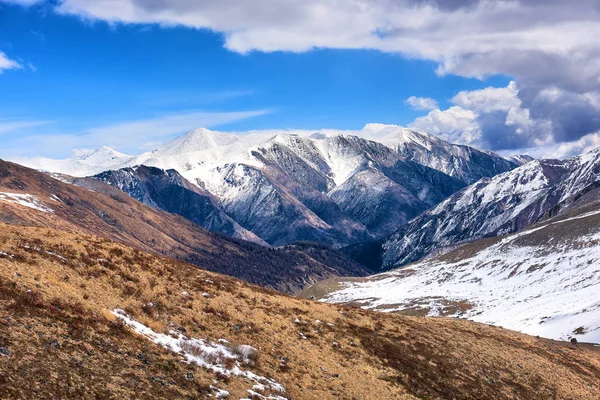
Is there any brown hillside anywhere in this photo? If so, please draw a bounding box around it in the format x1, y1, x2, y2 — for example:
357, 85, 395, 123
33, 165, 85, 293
0, 159, 367, 293
0, 224, 599, 399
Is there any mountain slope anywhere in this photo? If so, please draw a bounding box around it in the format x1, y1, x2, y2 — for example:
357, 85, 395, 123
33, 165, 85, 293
0, 159, 368, 293
380, 149, 600, 269
102, 130, 466, 246
1, 224, 599, 399
306, 202, 600, 343
91, 166, 266, 245
364, 124, 521, 184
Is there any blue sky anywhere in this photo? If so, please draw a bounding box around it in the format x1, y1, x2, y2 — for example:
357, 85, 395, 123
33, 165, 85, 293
0, 2, 512, 158
1, 0, 599, 159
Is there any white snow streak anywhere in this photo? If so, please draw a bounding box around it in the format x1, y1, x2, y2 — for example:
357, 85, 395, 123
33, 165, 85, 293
111, 309, 287, 398
0, 192, 54, 213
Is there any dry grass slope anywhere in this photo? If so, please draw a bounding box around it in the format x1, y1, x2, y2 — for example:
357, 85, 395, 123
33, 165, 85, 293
0, 224, 599, 399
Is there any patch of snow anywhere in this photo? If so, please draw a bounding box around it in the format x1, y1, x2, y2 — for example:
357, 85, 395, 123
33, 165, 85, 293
20, 245, 68, 262
112, 309, 287, 397
210, 385, 230, 399
0, 192, 54, 213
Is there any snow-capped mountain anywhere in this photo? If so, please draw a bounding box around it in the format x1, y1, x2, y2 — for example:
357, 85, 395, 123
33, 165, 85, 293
13, 124, 523, 246
381, 148, 600, 268
311, 204, 600, 343
93, 165, 267, 245
150, 127, 239, 157
364, 124, 521, 184
130, 129, 467, 245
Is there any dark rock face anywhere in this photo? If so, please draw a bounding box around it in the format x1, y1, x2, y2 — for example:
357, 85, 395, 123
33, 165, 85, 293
381, 150, 600, 269
248, 134, 466, 243
207, 163, 356, 247
93, 166, 266, 245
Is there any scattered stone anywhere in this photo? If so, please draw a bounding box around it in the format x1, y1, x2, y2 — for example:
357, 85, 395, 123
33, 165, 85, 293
0, 346, 13, 357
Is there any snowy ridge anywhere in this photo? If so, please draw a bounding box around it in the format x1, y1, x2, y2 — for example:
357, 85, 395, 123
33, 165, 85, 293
323, 210, 600, 343
371, 124, 520, 184
149, 128, 239, 157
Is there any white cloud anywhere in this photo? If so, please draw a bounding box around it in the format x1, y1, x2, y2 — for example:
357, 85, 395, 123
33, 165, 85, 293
552, 132, 600, 159
410, 81, 556, 151
451, 82, 520, 113
0, 119, 52, 134
0, 52, 22, 72
411, 106, 480, 145
405, 96, 438, 111
1, 109, 270, 157
47, 0, 600, 87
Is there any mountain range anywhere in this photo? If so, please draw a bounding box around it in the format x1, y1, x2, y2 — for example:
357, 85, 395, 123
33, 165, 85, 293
17, 124, 523, 248
379, 147, 600, 268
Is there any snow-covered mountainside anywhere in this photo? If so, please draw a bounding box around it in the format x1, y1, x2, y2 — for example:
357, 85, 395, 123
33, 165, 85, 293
381, 149, 600, 268
309, 205, 600, 343
13, 124, 522, 246
150, 127, 239, 157
364, 124, 520, 184
132, 130, 466, 245
92, 166, 267, 245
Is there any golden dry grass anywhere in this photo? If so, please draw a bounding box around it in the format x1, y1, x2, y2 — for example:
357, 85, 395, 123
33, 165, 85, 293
0, 224, 599, 399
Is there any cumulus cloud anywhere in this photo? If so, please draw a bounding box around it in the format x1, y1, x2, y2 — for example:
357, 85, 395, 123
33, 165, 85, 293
0, 52, 22, 72
409, 80, 600, 157
552, 133, 600, 159
405, 96, 438, 111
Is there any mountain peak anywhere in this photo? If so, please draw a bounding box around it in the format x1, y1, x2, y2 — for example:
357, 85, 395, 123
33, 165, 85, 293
82, 146, 130, 163
156, 128, 239, 156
